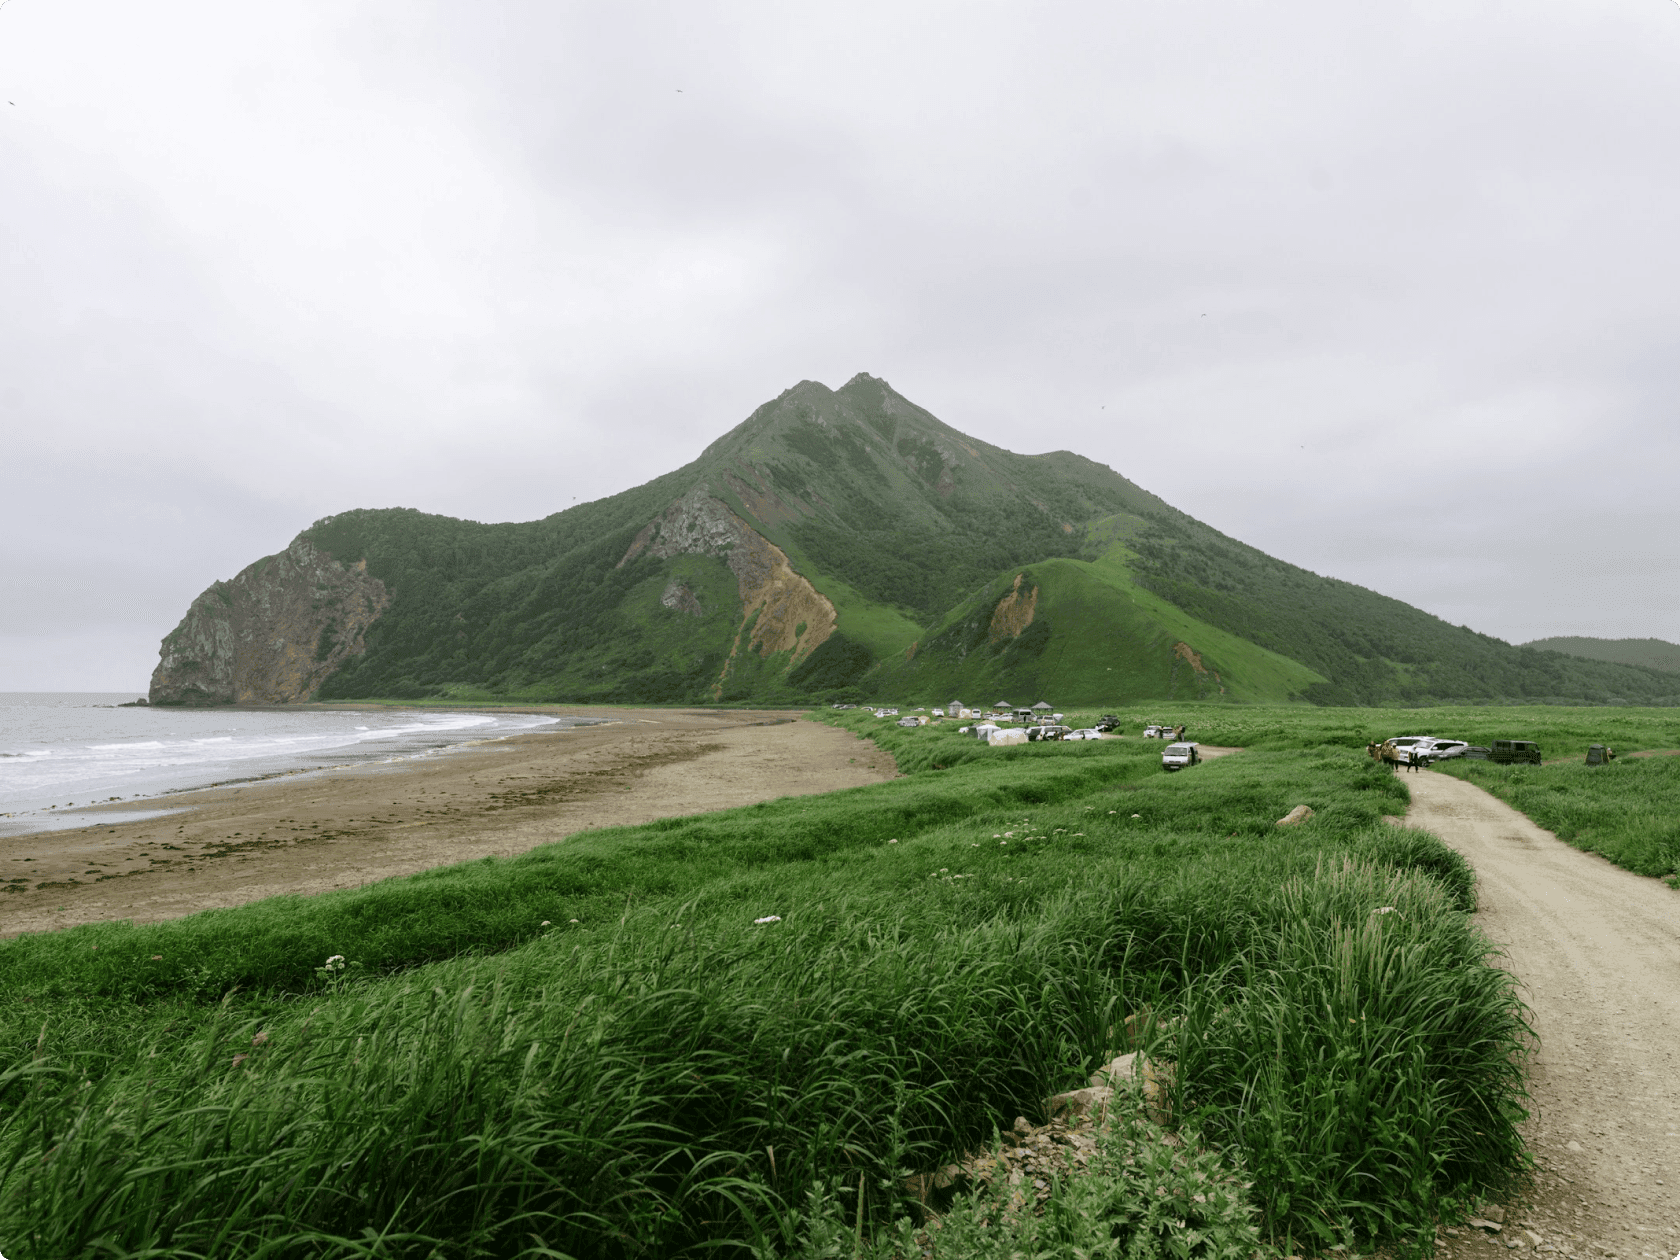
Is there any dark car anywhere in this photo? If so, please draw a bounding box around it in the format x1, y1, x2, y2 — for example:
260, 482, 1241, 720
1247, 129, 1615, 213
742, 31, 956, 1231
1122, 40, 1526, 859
1488, 740, 1542, 765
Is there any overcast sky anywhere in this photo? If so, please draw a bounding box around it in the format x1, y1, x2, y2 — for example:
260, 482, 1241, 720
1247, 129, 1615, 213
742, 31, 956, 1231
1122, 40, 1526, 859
4, 0, 1677, 691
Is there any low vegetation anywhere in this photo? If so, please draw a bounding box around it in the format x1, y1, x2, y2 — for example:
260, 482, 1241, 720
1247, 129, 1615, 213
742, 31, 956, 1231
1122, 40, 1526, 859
1, 713, 1534, 1257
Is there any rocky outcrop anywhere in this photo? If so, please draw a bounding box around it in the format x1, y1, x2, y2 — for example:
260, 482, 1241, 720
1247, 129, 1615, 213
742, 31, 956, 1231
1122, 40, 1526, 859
149, 537, 389, 705
660, 580, 704, 617
620, 487, 838, 693
988, 573, 1040, 643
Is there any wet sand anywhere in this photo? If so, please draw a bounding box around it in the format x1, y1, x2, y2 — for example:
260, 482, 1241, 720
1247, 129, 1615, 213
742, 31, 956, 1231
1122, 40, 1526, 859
0, 708, 895, 937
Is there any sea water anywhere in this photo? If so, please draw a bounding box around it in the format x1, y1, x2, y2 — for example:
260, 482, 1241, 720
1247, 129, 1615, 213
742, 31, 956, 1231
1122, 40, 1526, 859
0, 693, 590, 836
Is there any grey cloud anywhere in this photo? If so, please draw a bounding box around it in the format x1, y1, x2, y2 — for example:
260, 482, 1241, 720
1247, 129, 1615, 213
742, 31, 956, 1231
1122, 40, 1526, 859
2, 0, 1676, 688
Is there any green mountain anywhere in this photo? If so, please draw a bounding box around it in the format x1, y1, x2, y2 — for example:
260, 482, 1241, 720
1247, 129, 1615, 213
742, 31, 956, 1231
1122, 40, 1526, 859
149, 373, 1680, 708
1521, 636, 1680, 676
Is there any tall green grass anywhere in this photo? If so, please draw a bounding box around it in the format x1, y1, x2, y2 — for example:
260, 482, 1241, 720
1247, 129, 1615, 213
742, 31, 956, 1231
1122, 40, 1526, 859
0, 729, 1528, 1257
1435, 754, 1680, 884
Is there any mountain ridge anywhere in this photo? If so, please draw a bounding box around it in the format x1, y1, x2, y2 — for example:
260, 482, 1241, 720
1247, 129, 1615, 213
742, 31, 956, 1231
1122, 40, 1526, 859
147, 374, 1680, 708
1520, 636, 1680, 677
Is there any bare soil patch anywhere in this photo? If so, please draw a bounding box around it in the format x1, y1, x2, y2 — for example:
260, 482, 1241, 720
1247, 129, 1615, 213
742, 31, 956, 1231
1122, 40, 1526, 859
0, 708, 894, 937
1403, 770, 1679, 1260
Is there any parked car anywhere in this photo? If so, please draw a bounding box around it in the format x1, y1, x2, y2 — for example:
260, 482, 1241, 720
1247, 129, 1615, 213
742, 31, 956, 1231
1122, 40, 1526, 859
1462, 746, 1491, 760
1026, 725, 1071, 742
1384, 735, 1434, 758
1161, 742, 1201, 771
1424, 740, 1471, 761
1488, 739, 1542, 765
1065, 728, 1104, 740
1094, 715, 1122, 732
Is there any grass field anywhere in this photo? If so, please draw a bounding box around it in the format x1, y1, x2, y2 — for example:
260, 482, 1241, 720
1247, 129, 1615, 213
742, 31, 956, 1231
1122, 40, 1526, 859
0, 709, 1535, 1258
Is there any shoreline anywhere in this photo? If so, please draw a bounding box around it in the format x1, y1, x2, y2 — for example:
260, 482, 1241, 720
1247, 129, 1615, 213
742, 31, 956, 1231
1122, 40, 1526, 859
0, 707, 895, 938
0, 705, 616, 832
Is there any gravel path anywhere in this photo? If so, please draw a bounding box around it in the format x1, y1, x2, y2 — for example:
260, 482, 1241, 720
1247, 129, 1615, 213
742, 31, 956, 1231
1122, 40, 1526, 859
1403, 770, 1679, 1260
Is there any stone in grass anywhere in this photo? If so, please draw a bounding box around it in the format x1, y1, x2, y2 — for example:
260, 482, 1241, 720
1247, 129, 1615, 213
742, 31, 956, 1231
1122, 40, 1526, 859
1276, 805, 1315, 826
1046, 1086, 1114, 1122
1072, 1052, 1175, 1124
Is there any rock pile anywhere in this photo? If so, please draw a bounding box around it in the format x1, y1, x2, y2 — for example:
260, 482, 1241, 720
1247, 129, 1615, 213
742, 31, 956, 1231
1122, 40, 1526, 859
904, 1052, 1178, 1219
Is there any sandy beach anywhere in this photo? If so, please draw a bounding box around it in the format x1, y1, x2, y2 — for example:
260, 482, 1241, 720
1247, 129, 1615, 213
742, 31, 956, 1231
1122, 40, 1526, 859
0, 707, 894, 938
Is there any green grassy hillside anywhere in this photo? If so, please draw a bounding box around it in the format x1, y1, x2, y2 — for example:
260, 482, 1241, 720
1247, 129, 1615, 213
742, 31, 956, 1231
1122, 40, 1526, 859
1122, 515, 1680, 706
1522, 635, 1680, 676
870, 545, 1326, 706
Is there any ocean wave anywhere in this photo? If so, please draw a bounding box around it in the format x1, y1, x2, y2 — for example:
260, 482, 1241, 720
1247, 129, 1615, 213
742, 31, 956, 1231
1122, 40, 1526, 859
0, 708, 568, 819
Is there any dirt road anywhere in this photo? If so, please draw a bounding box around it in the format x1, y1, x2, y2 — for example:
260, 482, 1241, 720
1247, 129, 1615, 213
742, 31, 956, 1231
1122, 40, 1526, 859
0, 709, 894, 938
1404, 770, 1679, 1260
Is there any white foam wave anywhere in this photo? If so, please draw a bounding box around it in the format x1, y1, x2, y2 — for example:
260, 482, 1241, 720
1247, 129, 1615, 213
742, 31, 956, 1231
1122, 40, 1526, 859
0, 708, 566, 819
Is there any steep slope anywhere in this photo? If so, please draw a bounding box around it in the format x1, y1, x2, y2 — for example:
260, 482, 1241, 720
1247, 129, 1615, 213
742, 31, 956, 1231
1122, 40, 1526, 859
871, 546, 1326, 707
1521, 636, 1680, 676
149, 537, 389, 705
149, 373, 1680, 707
1120, 517, 1680, 706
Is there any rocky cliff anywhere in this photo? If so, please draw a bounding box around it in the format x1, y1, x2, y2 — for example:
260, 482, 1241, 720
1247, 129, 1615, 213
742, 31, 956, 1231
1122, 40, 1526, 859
149, 538, 390, 705
622, 486, 838, 696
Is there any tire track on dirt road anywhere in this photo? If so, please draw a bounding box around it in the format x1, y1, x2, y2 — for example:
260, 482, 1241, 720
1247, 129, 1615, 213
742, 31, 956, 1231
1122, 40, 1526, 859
1403, 770, 1679, 1260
